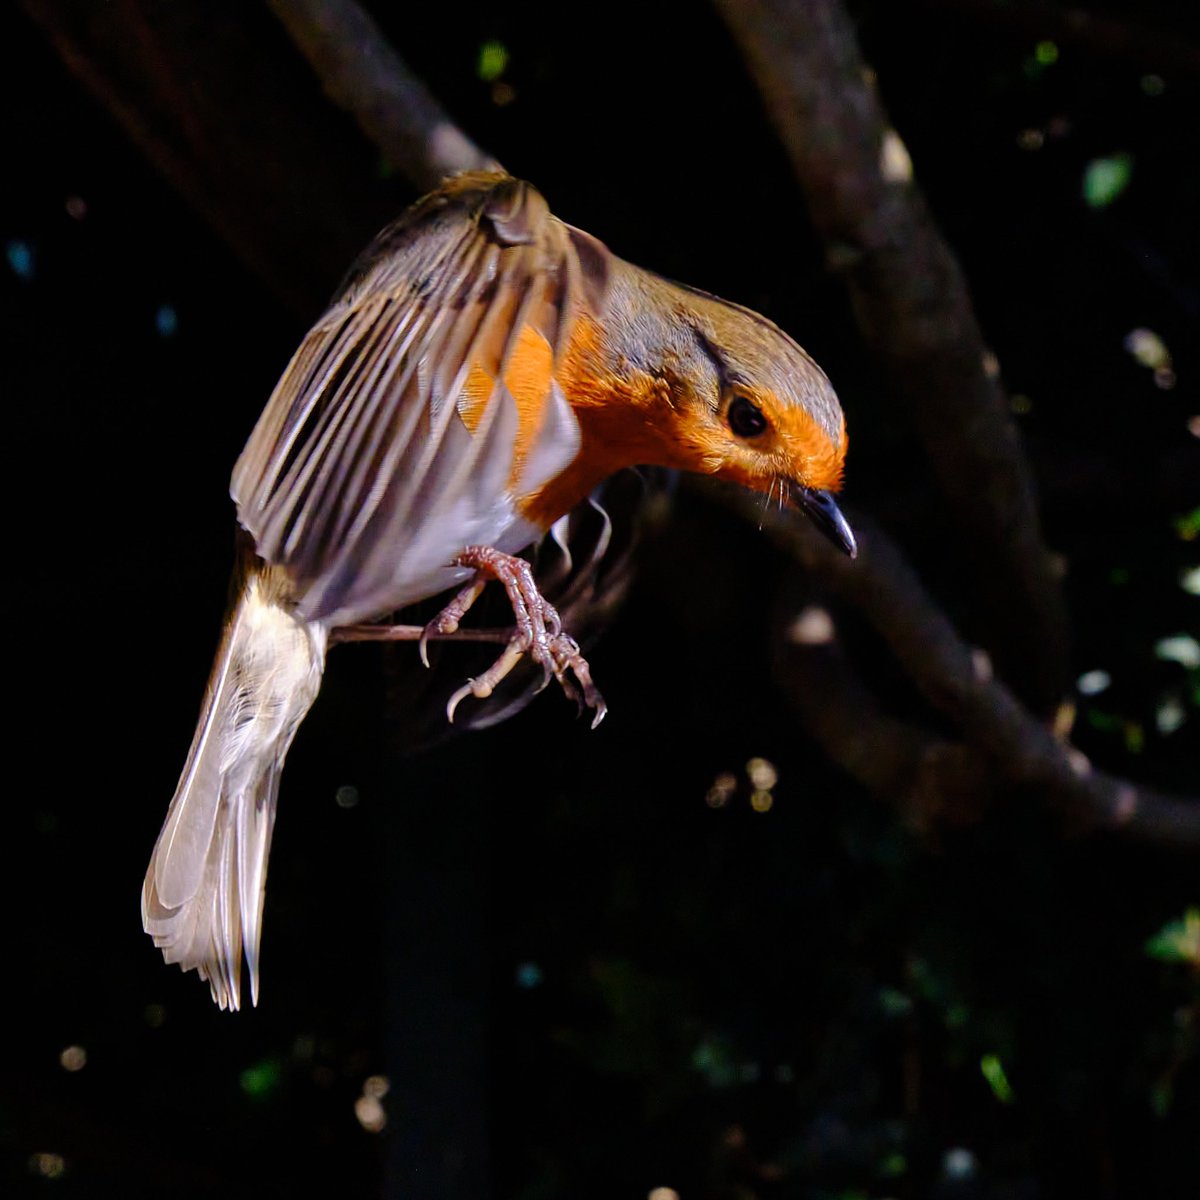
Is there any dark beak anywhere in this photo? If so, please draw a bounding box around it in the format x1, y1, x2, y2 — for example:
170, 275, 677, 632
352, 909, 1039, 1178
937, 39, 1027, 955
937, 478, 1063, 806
790, 485, 858, 558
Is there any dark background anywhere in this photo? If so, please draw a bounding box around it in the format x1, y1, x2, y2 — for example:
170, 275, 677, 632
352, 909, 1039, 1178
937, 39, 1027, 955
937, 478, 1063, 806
3, 2, 1197, 1198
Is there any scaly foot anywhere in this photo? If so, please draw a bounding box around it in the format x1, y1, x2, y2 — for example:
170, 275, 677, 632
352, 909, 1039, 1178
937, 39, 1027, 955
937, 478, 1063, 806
330, 547, 606, 727
429, 547, 606, 727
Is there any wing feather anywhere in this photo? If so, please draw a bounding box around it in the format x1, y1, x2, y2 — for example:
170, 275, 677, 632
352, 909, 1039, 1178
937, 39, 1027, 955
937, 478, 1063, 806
232, 176, 612, 627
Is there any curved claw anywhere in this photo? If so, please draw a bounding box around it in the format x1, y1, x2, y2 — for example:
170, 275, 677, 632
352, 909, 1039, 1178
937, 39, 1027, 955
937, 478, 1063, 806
423, 574, 489, 668
445, 642, 526, 723
427, 546, 609, 727
445, 679, 475, 725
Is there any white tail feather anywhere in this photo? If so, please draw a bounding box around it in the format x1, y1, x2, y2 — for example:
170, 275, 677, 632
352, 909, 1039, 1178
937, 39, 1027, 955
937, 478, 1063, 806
142, 568, 327, 1010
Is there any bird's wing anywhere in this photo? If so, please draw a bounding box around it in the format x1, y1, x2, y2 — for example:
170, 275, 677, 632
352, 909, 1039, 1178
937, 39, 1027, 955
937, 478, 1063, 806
232, 174, 613, 627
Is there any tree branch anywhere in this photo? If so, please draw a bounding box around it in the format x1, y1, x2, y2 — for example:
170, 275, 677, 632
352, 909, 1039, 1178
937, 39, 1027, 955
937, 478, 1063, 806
19, 0, 407, 314
266, 0, 502, 192
711, 0, 1070, 715
715, 482, 1200, 851
773, 601, 999, 835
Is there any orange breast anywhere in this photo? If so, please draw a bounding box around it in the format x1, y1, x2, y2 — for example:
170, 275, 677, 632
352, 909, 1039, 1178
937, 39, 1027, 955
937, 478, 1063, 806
515, 313, 673, 528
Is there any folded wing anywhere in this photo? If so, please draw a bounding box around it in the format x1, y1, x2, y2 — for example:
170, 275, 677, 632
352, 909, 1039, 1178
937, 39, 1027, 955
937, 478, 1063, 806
232, 173, 613, 627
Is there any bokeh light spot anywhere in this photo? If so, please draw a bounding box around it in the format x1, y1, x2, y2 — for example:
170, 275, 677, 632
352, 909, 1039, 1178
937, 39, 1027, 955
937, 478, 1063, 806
980, 1053, 1014, 1103
746, 757, 778, 791
1034, 40, 1058, 66
750, 790, 774, 813
355, 1094, 387, 1132
155, 304, 179, 338
1145, 909, 1200, 966
943, 1147, 977, 1180
1174, 509, 1200, 541
705, 771, 737, 808
515, 961, 543, 989
1155, 635, 1199, 669
787, 605, 834, 645
477, 41, 509, 83
59, 1045, 87, 1072
29, 1152, 66, 1180
1076, 669, 1111, 696
239, 1058, 281, 1098
1155, 697, 1184, 735
1124, 327, 1171, 370
7, 239, 34, 280
1082, 153, 1133, 209
879, 129, 913, 183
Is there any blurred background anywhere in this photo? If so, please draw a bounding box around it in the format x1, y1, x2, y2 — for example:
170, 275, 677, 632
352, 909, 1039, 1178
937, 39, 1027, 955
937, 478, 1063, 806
3, 1, 1197, 1197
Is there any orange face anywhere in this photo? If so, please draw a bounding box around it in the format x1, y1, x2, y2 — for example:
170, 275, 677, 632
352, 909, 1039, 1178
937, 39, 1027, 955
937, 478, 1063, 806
514, 263, 854, 555
651, 379, 847, 497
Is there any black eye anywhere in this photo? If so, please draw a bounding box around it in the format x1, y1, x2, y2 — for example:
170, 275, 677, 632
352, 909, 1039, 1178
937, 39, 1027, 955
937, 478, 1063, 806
728, 393, 768, 438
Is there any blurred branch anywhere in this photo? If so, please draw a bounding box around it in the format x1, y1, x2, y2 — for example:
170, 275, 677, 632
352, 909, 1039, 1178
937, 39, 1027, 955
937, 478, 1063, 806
266, 0, 502, 191
711, 0, 1070, 715
717, 485, 1200, 850
26, 1, 411, 313
774, 609, 999, 834
22, 0, 500, 306
19, 0, 400, 314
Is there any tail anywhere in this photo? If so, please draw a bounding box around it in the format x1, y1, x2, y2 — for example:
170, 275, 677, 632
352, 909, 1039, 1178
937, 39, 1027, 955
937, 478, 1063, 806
142, 561, 328, 1010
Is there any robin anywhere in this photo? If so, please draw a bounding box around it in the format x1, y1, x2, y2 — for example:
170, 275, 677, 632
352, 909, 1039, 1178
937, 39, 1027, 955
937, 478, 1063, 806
142, 172, 856, 1009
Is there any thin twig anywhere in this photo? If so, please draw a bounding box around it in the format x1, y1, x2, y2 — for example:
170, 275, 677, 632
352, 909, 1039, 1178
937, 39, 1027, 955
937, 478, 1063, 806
331, 623, 513, 646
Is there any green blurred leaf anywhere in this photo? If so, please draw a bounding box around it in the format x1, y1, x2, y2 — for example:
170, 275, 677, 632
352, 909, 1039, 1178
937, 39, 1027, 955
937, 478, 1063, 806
1034, 40, 1059, 66
690, 1034, 739, 1088
946, 1001, 971, 1031
1082, 153, 1133, 209
1086, 708, 1121, 733
1172, 508, 1200, 541
878, 986, 913, 1018
477, 40, 509, 83
239, 1058, 282, 1099
1145, 909, 1200, 966
1123, 721, 1145, 754
980, 1053, 1014, 1103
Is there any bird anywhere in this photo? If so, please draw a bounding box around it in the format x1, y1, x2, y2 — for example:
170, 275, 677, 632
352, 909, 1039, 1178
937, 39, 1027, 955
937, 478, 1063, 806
141, 172, 856, 1010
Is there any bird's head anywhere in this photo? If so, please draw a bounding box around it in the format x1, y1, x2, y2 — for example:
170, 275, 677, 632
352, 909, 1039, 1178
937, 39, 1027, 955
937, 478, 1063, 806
567, 261, 856, 557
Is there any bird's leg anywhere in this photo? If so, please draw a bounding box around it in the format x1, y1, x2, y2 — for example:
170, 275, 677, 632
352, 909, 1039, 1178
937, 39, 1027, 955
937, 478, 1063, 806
431, 546, 607, 728
328, 548, 607, 725
417, 575, 490, 666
